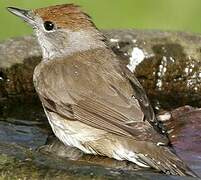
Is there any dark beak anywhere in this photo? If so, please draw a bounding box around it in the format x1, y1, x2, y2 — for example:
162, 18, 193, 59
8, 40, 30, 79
7, 7, 35, 26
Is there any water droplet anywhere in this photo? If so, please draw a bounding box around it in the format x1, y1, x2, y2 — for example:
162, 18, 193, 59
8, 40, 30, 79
132, 39, 137, 43
127, 47, 145, 72
74, 71, 79, 76
110, 38, 119, 43
169, 57, 175, 62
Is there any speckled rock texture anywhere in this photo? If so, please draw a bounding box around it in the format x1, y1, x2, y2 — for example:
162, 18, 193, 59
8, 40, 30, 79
1, 30, 201, 110
104, 30, 201, 110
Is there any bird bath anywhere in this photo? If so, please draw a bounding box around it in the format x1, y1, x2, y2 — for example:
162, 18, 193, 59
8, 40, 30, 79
0, 29, 200, 179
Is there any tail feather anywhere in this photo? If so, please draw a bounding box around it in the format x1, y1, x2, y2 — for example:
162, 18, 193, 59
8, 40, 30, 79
135, 143, 198, 177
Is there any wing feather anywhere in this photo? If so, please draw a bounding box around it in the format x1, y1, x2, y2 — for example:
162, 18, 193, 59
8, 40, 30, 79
35, 52, 168, 144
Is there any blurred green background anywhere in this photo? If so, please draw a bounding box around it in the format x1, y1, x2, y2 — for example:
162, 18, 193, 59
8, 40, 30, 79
1, 0, 201, 41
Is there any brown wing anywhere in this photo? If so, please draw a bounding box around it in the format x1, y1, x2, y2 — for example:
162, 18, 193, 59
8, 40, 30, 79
123, 67, 167, 135
35, 51, 168, 144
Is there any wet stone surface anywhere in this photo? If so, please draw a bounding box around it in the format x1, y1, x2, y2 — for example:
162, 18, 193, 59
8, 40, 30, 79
104, 30, 201, 111
0, 99, 200, 179
163, 106, 201, 177
0, 120, 47, 150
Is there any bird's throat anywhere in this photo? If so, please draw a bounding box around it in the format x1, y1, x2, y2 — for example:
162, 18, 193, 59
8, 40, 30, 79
36, 28, 106, 61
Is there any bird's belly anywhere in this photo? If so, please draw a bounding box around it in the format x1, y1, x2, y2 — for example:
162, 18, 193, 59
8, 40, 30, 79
44, 110, 105, 154
49, 119, 91, 153
44, 110, 150, 168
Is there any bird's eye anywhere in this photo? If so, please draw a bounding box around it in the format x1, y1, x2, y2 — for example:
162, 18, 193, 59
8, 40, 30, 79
44, 21, 55, 31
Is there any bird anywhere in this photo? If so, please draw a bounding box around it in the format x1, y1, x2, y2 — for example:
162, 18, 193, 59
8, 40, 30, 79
7, 4, 197, 177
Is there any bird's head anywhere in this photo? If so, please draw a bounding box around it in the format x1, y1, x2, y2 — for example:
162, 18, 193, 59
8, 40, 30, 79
7, 4, 105, 60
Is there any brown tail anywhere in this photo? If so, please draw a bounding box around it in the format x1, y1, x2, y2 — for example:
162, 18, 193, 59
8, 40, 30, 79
135, 142, 198, 177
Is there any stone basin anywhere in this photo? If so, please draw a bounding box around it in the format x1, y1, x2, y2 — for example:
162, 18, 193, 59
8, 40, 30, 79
0, 29, 201, 179
0, 99, 200, 179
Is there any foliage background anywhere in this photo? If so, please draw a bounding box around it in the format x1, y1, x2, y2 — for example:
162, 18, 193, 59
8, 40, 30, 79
1, 0, 201, 40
